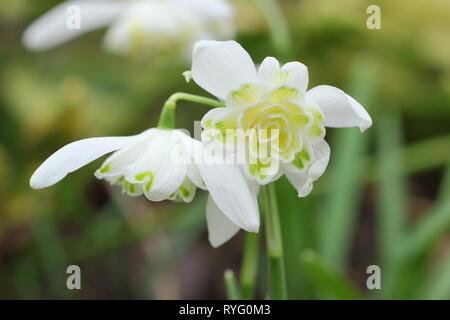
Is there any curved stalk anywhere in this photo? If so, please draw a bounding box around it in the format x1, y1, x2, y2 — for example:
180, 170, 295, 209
157, 93, 224, 129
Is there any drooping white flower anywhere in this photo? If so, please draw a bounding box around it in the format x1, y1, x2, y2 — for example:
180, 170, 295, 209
191, 40, 372, 198
30, 128, 203, 201
30, 127, 260, 246
23, 0, 234, 57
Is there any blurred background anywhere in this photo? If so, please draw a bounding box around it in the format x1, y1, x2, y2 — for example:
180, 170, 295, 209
1, 0, 450, 299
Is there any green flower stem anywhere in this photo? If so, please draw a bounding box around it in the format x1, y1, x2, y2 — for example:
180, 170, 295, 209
240, 232, 259, 299
259, 183, 287, 300
224, 269, 242, 300
252, 0, 293, 58
157, 92, 224, 129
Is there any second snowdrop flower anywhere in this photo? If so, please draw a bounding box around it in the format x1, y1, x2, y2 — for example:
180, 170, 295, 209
30, 125, 260, 246
30, 128, 206, 202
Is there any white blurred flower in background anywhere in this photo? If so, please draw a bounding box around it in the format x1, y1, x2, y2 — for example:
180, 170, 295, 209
23, 0, 235, 58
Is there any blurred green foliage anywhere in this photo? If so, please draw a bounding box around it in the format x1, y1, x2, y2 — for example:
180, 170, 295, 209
1, 0, 450, 299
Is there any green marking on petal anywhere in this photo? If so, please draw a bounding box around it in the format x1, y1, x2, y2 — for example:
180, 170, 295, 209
313, 110, 323, 122
204, 118, 213, 127
273, 71, 290, 85
249, 162, 258, 177
231, 84, 262, 106
215, 121, 225, 129
267, 86, 299, 102
307, 105, 324, 122
179, 186, 190, 198
292, 148, 311, 170
215, 117, 236, 130
292, 156, 305, 170
123, 181, 135, 194
309, 124, 325, 138
248, 159, 271, 181
306, 106, 324, 125
299, 148, 310, 161
303, 106, 325, 138
291, 113, 310, 127
135, 171, 154, 192
99, 163, 111, 174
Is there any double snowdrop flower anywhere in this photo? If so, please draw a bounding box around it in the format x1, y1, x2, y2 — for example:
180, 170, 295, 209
30, 39, 372, 248
191, 40, 372, 197
29, 129, 204, 201
30, 127, 260, 247
23, 0, 234, 57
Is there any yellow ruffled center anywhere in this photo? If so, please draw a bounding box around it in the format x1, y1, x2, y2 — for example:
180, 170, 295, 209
203, 83, 325, 183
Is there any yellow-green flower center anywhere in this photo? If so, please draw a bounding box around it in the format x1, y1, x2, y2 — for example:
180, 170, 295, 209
202, 83, 326, 182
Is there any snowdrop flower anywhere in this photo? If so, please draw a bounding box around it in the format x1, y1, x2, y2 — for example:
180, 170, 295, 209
192, 40, 372, 197
23, 0, 234, 57
30, 127, 260, 246
30, 128, 205, 202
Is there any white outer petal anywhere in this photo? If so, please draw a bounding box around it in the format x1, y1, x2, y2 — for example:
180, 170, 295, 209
23, 0, 127, 51
206, 195, 240, 247
30, 135, 141, 189
307, 85, 372, 132
192, 40, 257, 100
196, 150, 260, 232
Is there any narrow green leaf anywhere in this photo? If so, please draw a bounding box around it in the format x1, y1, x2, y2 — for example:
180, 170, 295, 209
300, 250, 362, 300
406, 200, 450, 260
365, 134, 450, 184
317, 136, 450, 197
375, 109, 407, 290
318, 59, 376, 270
224, 270, 242, 300
276, 176, 315, 299
418, 159, 450, 299
382, 201, 450, 299
421, 251, 450, 299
